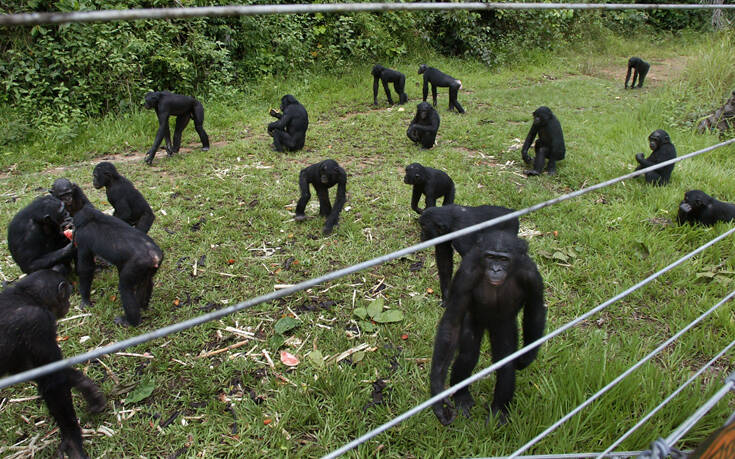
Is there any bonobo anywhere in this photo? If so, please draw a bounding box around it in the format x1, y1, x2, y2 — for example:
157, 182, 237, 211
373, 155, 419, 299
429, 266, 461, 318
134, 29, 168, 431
419, 204, 519, 302
625, 57, 650, 89
404, 163, 455, 215
677, 190, 735, 226
697, 90, 735, 133
294, 159, 347, 235
0, 269, 106, 458
372, 64, 408, 106
634, 129, 676, 186
74, 204, 163, 326
267, 94, 309, 152
418, 64, 465, 113
430, 231, 545, 425
407, 102, 441, 149
521, 106, 566, 176
50, 178, 90, 216
8, 195, 74, 274
143, 91, 210, 165
93, 161, 155, 233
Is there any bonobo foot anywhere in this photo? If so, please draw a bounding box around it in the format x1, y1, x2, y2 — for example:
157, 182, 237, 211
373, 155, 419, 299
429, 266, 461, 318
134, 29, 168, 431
453, 391, 475, 418
523, 169, 541, 176
143, 154, 154, 166
433, 398, 457, 425
201, 147, 210, 151
294, 214, 307, 222
80, 300, 94, 310
322, 225, 334, 236
58, 438, 89, 459
546, 167, 557, 176
114, 316, 132, 327
488, 403, 509, 426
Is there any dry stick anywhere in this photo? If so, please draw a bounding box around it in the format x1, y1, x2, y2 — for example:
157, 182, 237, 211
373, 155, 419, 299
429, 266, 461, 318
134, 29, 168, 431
196, 339, 251, 359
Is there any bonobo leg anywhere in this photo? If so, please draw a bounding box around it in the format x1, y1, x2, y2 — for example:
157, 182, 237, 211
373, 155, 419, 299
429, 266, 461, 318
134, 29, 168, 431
644, 171, 665, 186
525, 145, 548, 176
449, 316, 483, 417
431, 84, 438, 107
488, 321, 518, 425
117, 264, 145, 326
407, 126, 420, 143
435, 242, 454, 303
420, 132, 435, 149
449, 84, 465, 114
136, 212, 154, 234
76, 250, 96, 308
171, 113, 191, 154
637, 69, 648, 88
294, 172, 311, 221
67, 369, 106, 413
192, 101, 210, 150
272, 130, 301, 152
396, 75, 408, 105
631, 70, 639, 89
545, 159, 557, 176
316, 186, 332, 217
37, 371, 87, 458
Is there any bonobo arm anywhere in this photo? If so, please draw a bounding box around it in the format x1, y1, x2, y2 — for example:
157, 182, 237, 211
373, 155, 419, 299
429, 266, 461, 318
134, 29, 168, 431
26, 243, 74, 272
424, 185, 437, 209
268, 111, 291, 132
422, 75, 429, 102
146, 111, 172, 157
411, 187, 423, 215
515, 262, 546, 370
625, 65, 633, 88
381, 76, 394, 104
635, 152, 656, 168
323, 176, 346, 235
435, 242, 454, 301
521, 123, 539, 163
269, 109, 283, 119
373, 75, 380, 105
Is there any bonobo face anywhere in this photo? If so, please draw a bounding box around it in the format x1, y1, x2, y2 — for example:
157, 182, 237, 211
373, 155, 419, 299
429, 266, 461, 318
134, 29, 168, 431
143, 92, 158, 109
648, 129, 670, 150
484, 251, 512, 287
418, 64, 427, 75
682, 190, 709, 212
372, 65, 384, 77
50, 178, 74, 207
93, 170, 105, 189
532, 106, 553, 126
417, 102, 432, 120
404, 163, 424, 185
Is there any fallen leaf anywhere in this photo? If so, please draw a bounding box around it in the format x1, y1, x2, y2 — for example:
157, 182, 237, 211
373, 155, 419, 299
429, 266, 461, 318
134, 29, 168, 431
173, 298, 180, 306
56, 336, 69, 342
307, 350, 324, 369
125, 376, 156, 404
263, 418, 272, 425
274, 317, 300, 335
373, 309, 404, 323
280, 351, 299, 367
553, 230, 559, 237
427, 288, 434, 294
227, 258, 235, 264
63, 229, 73, 240
401, 333, 409, 340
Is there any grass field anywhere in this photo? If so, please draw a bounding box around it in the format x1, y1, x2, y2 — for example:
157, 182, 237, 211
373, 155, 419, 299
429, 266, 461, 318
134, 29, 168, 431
1, 31, 734, 458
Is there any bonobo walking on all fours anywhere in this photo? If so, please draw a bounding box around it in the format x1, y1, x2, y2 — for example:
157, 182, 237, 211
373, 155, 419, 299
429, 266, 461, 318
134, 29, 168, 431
93, 161, 155, 233
268, 94, 309, 152
407, 102, 440, 149
404, 163, 455, 215
634, 129, 676, 186
371, 65, 408, 106
50, 178, 90, 216
294, 159, 347, 235
418, 64, 465, 113
625, 57, 650, 89
677, 190, 735, 226
143, 91, 210, 165
430, 231, 545, 426
521, 106, 565, 176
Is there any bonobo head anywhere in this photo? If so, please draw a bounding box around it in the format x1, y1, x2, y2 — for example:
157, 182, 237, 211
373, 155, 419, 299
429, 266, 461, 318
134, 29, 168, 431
476, 231, 528, 287
14, 269, 73, 319
680, 190, 711, 214
93, 161, 119, 189
648, 129, 671, 151
418, 64, 428, 75
532, 106, 554, 126
318, 159, 341, 185
371, 65, 385, 77
34, 195, 72, 233
416, 102, 433, 120
143, 91, 161, 110
404, 163, 426, 185
50, 178, 74, 208
280, 94, 300, 111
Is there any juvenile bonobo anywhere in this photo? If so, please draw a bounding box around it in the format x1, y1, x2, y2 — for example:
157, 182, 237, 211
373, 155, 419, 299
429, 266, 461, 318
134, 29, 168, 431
407, 102, 441, 149
419, 204, 519, 302
404, 163, 455, 215
635, 129, 676, 186
8, 195, 74, 274
74, 204, 163, 326
143, 91, 210, 165
294, 159, 347, 235
430, 231, 545, 426
0, 269, 106, 459
50, 178, 90, 216
93, 161, 155, 233
268, 94, 309, 152
418, 64, 465, 113
521, 106, 566, 176
372, 64, 408, 106
625, 57, 650, 89
677, 190, 735, 226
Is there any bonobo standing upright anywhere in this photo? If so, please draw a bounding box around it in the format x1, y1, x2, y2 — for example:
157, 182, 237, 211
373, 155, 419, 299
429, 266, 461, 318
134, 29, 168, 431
0, 269, 106, 459
430, 231, 545, 426
93, 161, 155, 233
143, 91, 210, 165
371, 64, 408, 106
294, 159, 347, 235
521, 106, 566, 176
677, 190, 735, 226
418, 64, 465, 113
268, 94, 309, 152
407, 102, 441, 149
49, 178, 91, 217
634, 129, 676, 186
625, 57, 650, 89
404, 163, 455, 215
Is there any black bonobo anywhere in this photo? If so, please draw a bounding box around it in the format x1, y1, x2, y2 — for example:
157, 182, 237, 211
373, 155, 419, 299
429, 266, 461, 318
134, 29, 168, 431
93, 161, 155, 233
418, 64, 465, 113
521, 106, 566, 176
73, 204, 163, 326
635, 129, 676, 186
8, 195, 74, 274
50, 178, 90, 216
678, 190, 735, 226
143, 91, 210, 165
372, 64, 408, 106
430, 231, 546, 426
625, 57, 650, 89
267, 94, 309, 152
404, 163, 455, 215
407, 102, 441, 149
419, 204, 519, 302
294, 159, 347, 235
0, 269, 106, 459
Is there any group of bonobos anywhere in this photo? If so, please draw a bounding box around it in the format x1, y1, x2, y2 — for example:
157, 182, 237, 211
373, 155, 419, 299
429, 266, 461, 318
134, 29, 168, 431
3, 59, 735, 458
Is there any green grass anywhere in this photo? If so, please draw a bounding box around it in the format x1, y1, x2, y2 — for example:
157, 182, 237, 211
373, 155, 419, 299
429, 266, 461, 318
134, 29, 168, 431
1, 32, 735, 458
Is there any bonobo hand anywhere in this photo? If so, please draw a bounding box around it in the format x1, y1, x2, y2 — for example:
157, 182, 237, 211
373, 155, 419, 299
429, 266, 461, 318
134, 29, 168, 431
58, 437, 89, 459
521, 150, 532, 164
269, 108, 280, 118
144, 153, 154, 166
635, 153, 645, 162
433, 398, 457, 425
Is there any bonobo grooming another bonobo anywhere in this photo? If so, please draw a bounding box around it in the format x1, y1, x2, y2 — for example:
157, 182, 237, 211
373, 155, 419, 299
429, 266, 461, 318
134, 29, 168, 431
0, 269, 106, 458
634, 129, 676, 186
268, 94, 309, 152
8, 195, 74, 274
677, 190, 735, 226
143, 91, 210, 165
50, 178, 90, 216
73, 204, 163, 326
372, 65, 408, 106
430, 231, 545, 426
418, 64, 465, 113
407, 102, 441, 149
404, 163, 455, 215
625, 57, 650, 89
93, 161, 155, 233
419, 204, 519, 302
521, 106, 566, 176
294, 159, 347, 235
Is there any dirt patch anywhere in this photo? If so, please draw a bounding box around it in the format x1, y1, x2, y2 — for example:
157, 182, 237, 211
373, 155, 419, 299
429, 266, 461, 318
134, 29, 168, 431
594, 56, 689, 86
